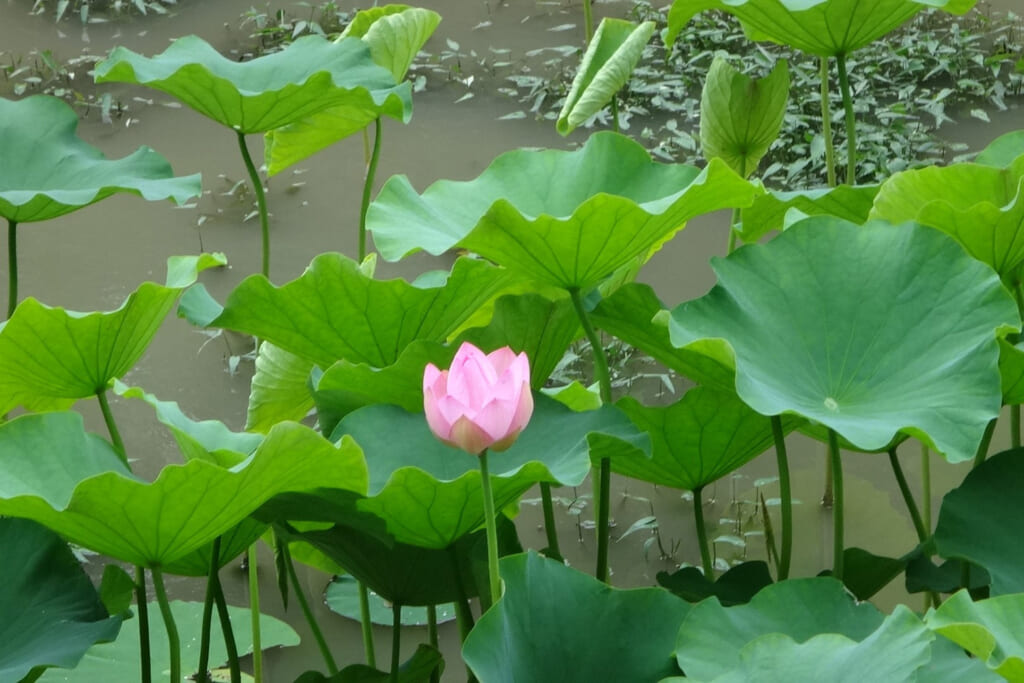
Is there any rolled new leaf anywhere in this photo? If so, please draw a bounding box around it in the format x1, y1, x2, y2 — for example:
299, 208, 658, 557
556, 18, 655, 135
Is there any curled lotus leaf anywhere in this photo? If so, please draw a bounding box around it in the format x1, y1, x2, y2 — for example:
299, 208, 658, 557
668, 217, 1018, 463
94, 35, 410, 134
0, 95, 199, 223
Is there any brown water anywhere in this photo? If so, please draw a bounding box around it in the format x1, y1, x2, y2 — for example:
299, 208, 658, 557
1, 0, 1022, 679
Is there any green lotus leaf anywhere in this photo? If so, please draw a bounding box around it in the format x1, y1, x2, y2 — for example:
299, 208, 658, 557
668, 217, 1018, 463
700, 56, 789, 178
610, 387, 799, 490
115, 382, 262, 466
294, 645, 442, 683
314, 294, 579, 433
0, 412, 367, 567
0, 95, 200, 223
0, 253, 225, 414
738, 183, 878, 243
39, 600, 297, 682
247, 342, 316, 433
657, 560, 774, 606
588, 282, 734, 389
870, 159, 1024, 279
975, 130, 1024, 168
94, 35, 410, 135
341, 5, 442, 82
556, 18, 656, 136
667, 0, 977, 57
674, 577, 883, 679
926, 589, 1024, 681
684, 606, 932, 683
326, 576, 456, 625
1000, 339, 1024, 404
161, 517, 268, 577
933, 447, 1024, 595
179, 254, 512, 369
463, 552, 690, 683
330, 393, 648, 547
0, 518, 121, 681
366, 132, 757, 280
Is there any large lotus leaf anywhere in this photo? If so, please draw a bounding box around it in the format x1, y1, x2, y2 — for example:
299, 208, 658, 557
366, 131, 757, 275
674, 577, 884, 679
0, 95, 200, 223
341, 5, 442, 82
0, 412, 367, 567
463, 552, 689, 683
247, 342, 316, 433
700, 56, 789, 178
668, 217, 1018, 463
1000, 339, 1024, 404
161, 517, 268, 577
94, 35, 410, 135
556, 18, 656, 136
115, 382, 261, 466
933, 447, 1024, 595
870, 159, 1024, 279
682, 606, 932, 683
666, 0, 976, 57
314, 294, 579, 433
737, 183, 878, 243
0, 518, 121, 681
39, 600, 297, 682
588, 283, 734, 390
658, 561, 774, 606
0, 253, 225, 414
610, 387, 799, 490
975, 130, 1024, 168
926, 589, 1024, 681
330, 393, 648, 548
179, 254, 512, 369
326, 576, 455, 626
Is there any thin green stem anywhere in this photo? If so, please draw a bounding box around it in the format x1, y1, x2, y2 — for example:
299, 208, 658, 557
448, 544, 475, 643
582, 0, 593, 43
136, 566, 152, 683
973, 418, 998, 469
819, 57, 837, 188
822, 446, 834, 508
568, 287, 614, 583
887, 447, 928, 543
196, 537, 222, 683
151, 568, 180, 683
479, 449, 502, 606
835, 53, 857, 185
828, 429, 845, 581
727, 207, 740, 254
610, 97, 620, 134
1013, 404, 1021, 449
358, 118, 383, 262
427, 605, 440, 683
692, 486, 714, 577
247, 544, 263, 683
390, 602, 402, 683
358, 581, 376, 667
770, 415, 792, 580
285, 548, 338, 674
211, 560, 241, 683
539, 482, 562, 558
7, 218, 17, 318
236, 130, 271, 279
921, 443, 932, 532
96, 389, 127, 463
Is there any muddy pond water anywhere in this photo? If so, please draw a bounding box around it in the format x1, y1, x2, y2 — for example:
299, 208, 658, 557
1, 0, 1022, 679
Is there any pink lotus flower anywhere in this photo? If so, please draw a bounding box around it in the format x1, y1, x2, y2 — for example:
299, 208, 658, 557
423, 342, 534, 455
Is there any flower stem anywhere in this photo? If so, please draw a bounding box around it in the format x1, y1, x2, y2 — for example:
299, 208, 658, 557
568, 287, 614, 583
136, 566, 152, 683
358, 118, 383, 262
151, 568, 180, 683
770, 415, 792, 580
539, 482, 562, 559
973, 418, 998, 469
247, 544, 263, 683
887, 446, 928, 543
359, 581, 376, 667
819, 57, 837, 188
236, 130, 271, 279
196, 537, 221, 683
582, 0, 593, 42
96, 389, 127, 464
427, 605, 440, 683
835, 53, 857, 185
827, 429, 845, 581
7, 218, 17, 318
692, 486, 714, 578
285, 547, 338, 674
478, 449, 502, 607
390, 602, 402, 683
211, 560, 241, 683
727, 208, 739, 254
